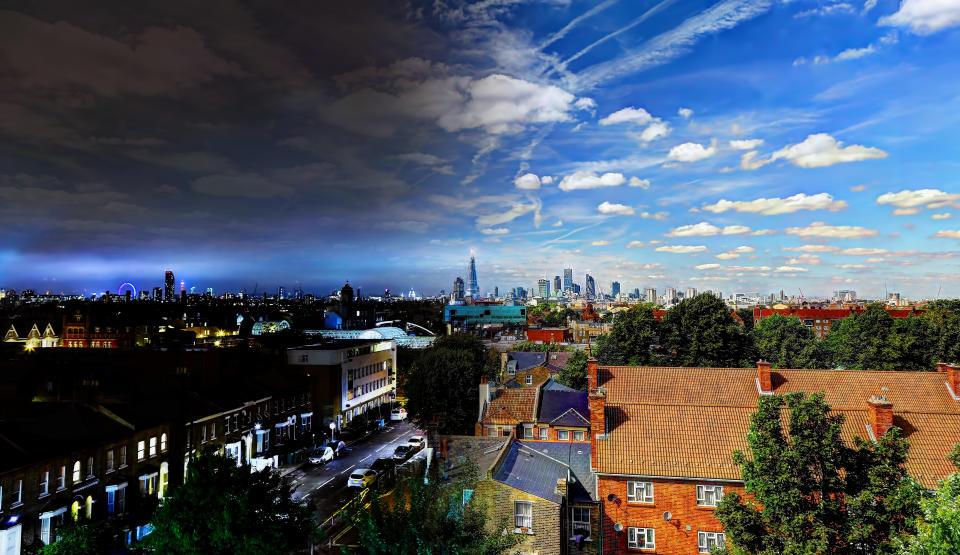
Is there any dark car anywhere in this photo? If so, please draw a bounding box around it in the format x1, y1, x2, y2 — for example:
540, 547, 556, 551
370, 457, 396, 479
393, 444, 414, 462
326, 440, 346, 458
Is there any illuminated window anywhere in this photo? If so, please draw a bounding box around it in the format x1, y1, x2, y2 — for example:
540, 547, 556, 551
39, 470, 50, 496
58, 465, 66, 490
119, 445, 127, 467
106, 450, 115, 472
160, 433, 167, 451
14, 479, 22, 505
201, 426, 207, 443
137, 441, 145, 461
72, 461, 81, 483
149, 437, 157, 457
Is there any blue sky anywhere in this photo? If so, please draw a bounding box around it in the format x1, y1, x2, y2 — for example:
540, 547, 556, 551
1, 0, 959, 298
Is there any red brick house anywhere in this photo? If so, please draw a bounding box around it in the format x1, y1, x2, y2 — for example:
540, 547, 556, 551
528, 327, 572, 344
588, 357, 960, 554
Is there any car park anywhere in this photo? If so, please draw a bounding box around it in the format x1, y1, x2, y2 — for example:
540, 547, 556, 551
390, 408, 407, 421
347, 469, 377, 488
393, 444, 414, 462
308, 446, 334, 465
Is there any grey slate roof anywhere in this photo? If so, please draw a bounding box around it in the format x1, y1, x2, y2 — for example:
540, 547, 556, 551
492, 441, 568, 504
522, 441, 597, 502
507, 352, 547, 372
441, 435, 508, 479
538, 390, 589, 425
542, 378, 578, 392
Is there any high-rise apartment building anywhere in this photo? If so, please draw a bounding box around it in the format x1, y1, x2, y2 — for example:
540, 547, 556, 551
644, 287, 656, 303
537, 279, 550, 298
563, 268, 573, 292
665, 287, 677, 303
164, 271, 175, 302
585, 274, 596, 299
686, 287, 697, 299
152, 287, 162, 302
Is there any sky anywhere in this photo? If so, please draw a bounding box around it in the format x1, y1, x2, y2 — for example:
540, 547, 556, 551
1, 0, 959, 299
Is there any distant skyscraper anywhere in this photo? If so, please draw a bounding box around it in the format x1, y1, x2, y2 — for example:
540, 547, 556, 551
686, 287, 697, 299
645, 287, 656, 303
537, 278, 549, 298
467, 253, 480, 298
665, 287, 677, 303
573, 283, 581, 295
553, 275, 561, 293
611, 281, 621, 297
563, 268, 573, 291
494, 286, 499, 298
164, 270, 175, 302
152, 287, 162, 302
453, 277, 465, 300
633, 288, 640, 299
585, 274, 596, 299
278, 286, 284, 300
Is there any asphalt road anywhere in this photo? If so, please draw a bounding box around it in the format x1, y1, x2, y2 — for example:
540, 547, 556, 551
286, 419, 426, 524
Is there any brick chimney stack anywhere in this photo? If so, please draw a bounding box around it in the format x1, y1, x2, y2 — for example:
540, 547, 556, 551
587, 355, 599, 391
938, 361, 950, 373
867, 394, 894, 439
757, 360, 772, 394
948, 364, 960, 396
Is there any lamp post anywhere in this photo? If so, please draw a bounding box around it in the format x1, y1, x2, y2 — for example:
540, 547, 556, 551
329, 421, 336, 442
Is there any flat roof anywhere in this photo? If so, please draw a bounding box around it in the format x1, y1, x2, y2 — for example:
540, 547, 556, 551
288, 338, 388, 351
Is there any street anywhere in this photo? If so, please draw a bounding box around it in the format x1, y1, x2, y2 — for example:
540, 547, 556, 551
285, 420, 425, 526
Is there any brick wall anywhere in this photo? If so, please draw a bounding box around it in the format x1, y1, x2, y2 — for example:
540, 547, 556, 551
476, 480, 563, 555
598, 476, 744, 554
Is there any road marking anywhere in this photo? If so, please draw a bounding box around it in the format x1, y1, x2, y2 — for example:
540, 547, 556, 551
320, 477, 335, 488
340, 464, 356, 475
360, 454, 371, 462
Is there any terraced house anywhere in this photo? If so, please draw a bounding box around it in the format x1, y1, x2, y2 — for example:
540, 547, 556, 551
588, 357, 960, 554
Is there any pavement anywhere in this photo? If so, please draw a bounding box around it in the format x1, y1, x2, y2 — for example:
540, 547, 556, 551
284, 419, 426, 525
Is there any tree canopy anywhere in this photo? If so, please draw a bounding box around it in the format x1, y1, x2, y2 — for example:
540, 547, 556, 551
556, 350, 587, 390
143, 452, 313, 554
659, 293, 752, 368
715, 392, 921, 554
752, 313, 823, 369
898, 446, 960, 554
593, 303, 658, 366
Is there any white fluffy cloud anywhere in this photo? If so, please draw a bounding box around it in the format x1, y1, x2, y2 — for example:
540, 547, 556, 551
785, 221, 879, 239
599, 106, 653, 126
933, 230, 960, 239
640, 121, 671, 142
514, 173, 542, 190
783, 245, 841, 253
933, 213, 952, 220
694, 263, 722, 270
541, 175, 554, 185
876, 188, 960, 208
722, 225, 751, 235
838, 247, 888, 255
626, 241, 646, 248
703, 193, 848, 215
787, 254, 822, 265
880, 0, 960, 34
774, 266, 810, 273
678, 108, 693, 118
668, 141, 717, 162
667, 222, 721, 237
629, 177, 651, 189
769, 133, 887, 168
597, 201, 635, 215
475, 202, 536, 227
729, 139, 764, 150
715, 252, 741, 260
559, 171, 627, 191
640, 211, 670, 220
655, 245, 708, 253
893, 208, 920, 216
591, 240, 611, 246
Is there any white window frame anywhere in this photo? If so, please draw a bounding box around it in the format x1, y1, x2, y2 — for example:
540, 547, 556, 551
106, 449, 115, 472
14, 479, 22, 506
137, 440, 145, 461
696, 484, 724, 507
523, 425, 533, 439
627, 527, 655, 550
574, 430, 585, 441
571, 506, 590, 537
39, 470, 50, 497
539, 427, 548, 440
514, 500, 533, 530
58, 465, 66, 490
87, 456, 94, 478
558, 429, 570, 441
698, 531, 726, 553
119, 445, 127, 467
149, 436, 157, 457
627, 481, 654, 503
72, 461, 80, 483
525, 374, 533, 385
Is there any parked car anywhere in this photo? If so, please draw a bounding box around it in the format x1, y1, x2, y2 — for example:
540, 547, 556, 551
347, 469, 377, 488
370, 457, 396, 479
393, 444, 414, 462
308, 446, 334, 465
326, 440, 346, 458
390, 408, 407, 421
407, 435, 426, 452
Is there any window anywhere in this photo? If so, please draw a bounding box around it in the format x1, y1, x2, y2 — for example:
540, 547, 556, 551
525, 374, 533, 385
574, 430, 585, 441
523, 426, 533, 439
558, 430, 570, 441
106, 450, 115, 472
120, 445, 127, 467
201, 425, 207, 443
87, 456, 94, 478
514, 501, 533, 530
107, 489, 116, 515
627, 481, 654, 503
58, 465, 66, 490
40, 515, 52, 545
627, 527, 655, 550
698, 531, 726, 553
539, 427, 548, 440
149, 437, 157, 457
39, 470, 50, 496
14, 479, 22, 506
0, 485, 2, 511
139, 474, 158, 496
72, 461, 81, 483
696, 484, 724, 507
572, 506, 590, 537
210, 422, 216, 439
137, 440, 145, 461
225, 416, 231, 435
161, 433, 167, 451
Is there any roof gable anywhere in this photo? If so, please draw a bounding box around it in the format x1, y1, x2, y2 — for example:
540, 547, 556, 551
492, 442, 569, 503
481, 388, 537, 424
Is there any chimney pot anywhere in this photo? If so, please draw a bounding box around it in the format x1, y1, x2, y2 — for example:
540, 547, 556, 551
587, 356, 599, 391
757, 360, 772, 393
867, 394, 894, 439
938, 361, 950, 373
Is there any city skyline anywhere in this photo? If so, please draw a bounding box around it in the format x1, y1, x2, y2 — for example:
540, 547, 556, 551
1, 2, 959, 297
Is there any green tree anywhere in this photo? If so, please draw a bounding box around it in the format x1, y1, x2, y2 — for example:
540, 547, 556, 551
405, 334, 498, 435
736, 308, 755, 333
593, 304, 659, 366
924, 309, 960, 366
143, 453, 313, 554
556, 350, 588, 390
353, 460, 520, 555
823, 304, 933, 370
659, 293, 751, 367
541, 307, 578, 327
897, 446, 960, 554
38, 518, 118, 555
716, 393, 920, 554
510, 341, 572, 352
752, 314, 823, 369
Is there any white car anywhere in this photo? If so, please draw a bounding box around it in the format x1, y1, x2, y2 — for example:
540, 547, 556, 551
407, 435, 426, 451
308, 446, 334, 465
390, 408, 408, 421
347, 469, 377, 488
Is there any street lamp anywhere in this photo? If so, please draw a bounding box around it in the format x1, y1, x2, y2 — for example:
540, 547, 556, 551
329, 421, 336, 442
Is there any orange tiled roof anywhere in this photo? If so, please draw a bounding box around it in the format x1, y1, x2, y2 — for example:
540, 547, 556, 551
596, 365, 960, 488
481, 388, 537, 425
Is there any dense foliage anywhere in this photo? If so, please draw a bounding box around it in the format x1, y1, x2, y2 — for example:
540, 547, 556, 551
556, 350, 588, 390
658, 294, 753, 368
715, 392, 922, 554
510, 341, 573, 352
593, 303, 658, 366
897, 446, 960, 553
37, 518, 120, 555
404, 334, 499, 434
352, 460, 520, 555
143, 453, 313, 554
752, 313, 824, 369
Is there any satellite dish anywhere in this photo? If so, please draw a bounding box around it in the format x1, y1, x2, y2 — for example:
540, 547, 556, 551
613, 523, 623, 532
663, 511, 673, 522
